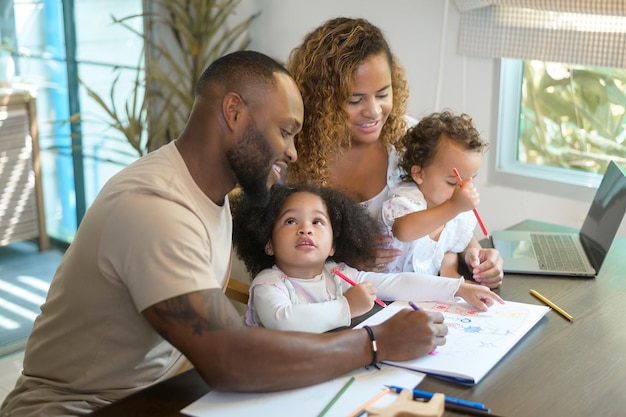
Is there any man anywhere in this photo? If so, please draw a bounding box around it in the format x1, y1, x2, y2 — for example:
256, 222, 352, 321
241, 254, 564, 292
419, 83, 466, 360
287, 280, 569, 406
0, 51, 447, 416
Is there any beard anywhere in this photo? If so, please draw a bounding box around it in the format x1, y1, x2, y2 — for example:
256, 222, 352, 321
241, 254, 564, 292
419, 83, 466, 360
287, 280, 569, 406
226, 120, 274, 207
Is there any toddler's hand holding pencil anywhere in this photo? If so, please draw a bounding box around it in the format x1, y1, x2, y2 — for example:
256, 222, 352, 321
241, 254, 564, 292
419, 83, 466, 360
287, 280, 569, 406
345, 282, 378, 317
452, 168, 488, 237
451, 175, 481, 213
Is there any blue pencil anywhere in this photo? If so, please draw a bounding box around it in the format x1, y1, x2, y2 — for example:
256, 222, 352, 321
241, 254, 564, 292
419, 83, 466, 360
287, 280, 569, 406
386, 385, 490, 412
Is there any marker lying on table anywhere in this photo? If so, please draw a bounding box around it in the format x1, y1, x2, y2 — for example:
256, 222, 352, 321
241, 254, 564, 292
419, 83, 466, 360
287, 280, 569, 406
334, 269, 386, 308
453, 168, 488, 236
385, 385, 490, 412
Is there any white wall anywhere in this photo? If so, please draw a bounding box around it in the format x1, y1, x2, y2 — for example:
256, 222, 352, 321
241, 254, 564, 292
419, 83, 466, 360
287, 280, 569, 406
240, 0, 626, 238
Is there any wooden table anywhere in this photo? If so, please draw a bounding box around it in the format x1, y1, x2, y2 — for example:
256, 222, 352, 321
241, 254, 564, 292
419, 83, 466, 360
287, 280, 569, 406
91, 220, 626, 417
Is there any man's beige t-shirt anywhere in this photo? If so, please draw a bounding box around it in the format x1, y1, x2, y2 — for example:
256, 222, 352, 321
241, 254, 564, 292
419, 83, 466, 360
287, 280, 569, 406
1, 141, 231, 416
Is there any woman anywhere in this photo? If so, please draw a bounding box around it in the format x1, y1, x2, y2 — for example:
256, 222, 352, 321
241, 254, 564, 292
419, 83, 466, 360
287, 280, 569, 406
286, 17, 503, 288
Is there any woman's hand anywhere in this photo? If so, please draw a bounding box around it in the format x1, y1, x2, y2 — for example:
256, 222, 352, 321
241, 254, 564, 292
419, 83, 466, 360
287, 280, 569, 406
464, 247, 504, 289
358, 235, 402, 272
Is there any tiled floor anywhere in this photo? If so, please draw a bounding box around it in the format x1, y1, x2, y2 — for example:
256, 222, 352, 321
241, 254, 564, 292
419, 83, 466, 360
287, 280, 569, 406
0, 350, 24, 404
0, 240, 65, 405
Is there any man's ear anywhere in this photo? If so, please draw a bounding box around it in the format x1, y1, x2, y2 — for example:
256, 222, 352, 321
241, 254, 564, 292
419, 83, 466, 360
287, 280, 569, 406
222, 92, 245, 131
264, 240, 274, 256
410, 165, 424, 185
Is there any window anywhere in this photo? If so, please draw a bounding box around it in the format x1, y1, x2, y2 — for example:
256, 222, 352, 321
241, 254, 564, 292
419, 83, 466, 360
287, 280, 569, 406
454, 0, 626, 197
496, 59, 626, 194
3, 0, 257, 243
2, 0, 143, 242
518, 61, 626, 175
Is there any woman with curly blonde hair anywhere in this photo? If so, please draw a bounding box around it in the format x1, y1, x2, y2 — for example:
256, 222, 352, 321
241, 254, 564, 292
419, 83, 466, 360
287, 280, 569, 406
286, 17, 410, 271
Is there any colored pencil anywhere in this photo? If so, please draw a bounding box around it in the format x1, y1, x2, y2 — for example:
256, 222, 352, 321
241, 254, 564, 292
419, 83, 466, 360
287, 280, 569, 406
347, 387, 391, 417
386, 385, 490, 412
453, 168, 488, 236
530, 289, 573, 321
316, 376, 355, 417
334, 269, 386, 308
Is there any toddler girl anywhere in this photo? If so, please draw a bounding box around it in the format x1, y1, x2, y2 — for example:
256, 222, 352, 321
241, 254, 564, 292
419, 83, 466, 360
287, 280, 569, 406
232, 183, 503, 333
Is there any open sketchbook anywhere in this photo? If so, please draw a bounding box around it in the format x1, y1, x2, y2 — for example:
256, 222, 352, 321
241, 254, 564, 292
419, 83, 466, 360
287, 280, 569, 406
355, 300, 549, 385
181, 365, 424, 417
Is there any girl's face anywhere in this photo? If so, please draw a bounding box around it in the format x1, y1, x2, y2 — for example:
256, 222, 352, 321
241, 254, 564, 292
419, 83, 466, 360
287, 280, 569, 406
345, 52, 393, 145
411, 137, 483, 208
265, 192, 335, 278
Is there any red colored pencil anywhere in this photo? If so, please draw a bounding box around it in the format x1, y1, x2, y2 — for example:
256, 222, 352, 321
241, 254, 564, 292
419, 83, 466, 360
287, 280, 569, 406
333, 269, 386, 308
453, 168, 488, 236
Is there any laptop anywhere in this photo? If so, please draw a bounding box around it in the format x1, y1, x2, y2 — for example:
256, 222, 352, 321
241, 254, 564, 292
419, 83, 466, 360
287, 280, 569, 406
492, 160, 626, 277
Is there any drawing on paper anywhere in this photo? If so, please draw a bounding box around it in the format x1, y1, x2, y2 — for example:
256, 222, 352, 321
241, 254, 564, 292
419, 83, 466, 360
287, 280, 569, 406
423, 302, 531, 358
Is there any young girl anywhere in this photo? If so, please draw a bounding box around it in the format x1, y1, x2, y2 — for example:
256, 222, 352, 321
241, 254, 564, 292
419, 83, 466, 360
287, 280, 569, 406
232, 183, 503, 333
381, 110, 499, 280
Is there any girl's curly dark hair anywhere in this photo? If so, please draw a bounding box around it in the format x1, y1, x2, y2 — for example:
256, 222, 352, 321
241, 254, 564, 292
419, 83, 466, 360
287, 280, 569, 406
398, 110, 488, 182
232, 183, 379, 278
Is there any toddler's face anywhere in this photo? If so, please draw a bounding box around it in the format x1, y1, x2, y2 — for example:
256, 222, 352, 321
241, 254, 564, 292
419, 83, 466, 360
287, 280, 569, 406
412, 139, 483, 207
265, 192, 335, 278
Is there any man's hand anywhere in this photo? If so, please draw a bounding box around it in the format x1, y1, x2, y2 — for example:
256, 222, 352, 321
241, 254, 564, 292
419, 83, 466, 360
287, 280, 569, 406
373, 309, 447, 361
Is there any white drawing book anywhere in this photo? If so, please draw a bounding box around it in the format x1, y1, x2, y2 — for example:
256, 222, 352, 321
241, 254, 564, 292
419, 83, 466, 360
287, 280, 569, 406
181, 364, 424, 417
355, 300, 549, 385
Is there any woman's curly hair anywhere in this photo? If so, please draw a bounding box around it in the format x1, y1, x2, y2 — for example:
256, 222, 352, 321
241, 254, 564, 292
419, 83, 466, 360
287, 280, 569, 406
232, 183, 379, 278
286, 17, 409, 186
398, 110, 488, 182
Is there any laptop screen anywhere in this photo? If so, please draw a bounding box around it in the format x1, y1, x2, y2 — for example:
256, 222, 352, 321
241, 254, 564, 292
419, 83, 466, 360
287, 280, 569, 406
579, 161, 626, 271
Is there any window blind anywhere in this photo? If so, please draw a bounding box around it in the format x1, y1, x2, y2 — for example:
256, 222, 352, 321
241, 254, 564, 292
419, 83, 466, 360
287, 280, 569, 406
455, 0, 626, 68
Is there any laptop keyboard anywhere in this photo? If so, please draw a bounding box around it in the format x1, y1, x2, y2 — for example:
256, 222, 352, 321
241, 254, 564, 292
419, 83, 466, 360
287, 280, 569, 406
530, 233, 586, 271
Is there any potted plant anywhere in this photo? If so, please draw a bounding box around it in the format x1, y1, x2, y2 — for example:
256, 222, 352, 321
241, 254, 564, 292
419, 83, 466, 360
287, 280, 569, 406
80, 0, 259, 157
